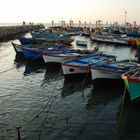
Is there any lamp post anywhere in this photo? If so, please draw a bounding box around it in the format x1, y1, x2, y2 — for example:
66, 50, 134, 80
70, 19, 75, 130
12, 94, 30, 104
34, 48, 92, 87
125, 11, 127, 26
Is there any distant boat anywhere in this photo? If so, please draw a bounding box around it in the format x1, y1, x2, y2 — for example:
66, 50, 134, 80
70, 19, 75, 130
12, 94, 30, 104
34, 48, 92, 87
113, 34, 129, 45
127, 30, 139, 37
76, 40, 88, 46
90, 31, 129, 45
19, 36, 74, 46
30, 36, 74, 45
121, 68, 140, 103
30, 30, 74, 45
91, 60, 140, 81
80, 27, 90, 36
90, 33, 114, 43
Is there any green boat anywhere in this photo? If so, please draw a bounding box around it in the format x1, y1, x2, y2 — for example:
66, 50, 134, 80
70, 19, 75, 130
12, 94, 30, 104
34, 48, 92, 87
121, 68, 140, 103
136, 40, 140, 49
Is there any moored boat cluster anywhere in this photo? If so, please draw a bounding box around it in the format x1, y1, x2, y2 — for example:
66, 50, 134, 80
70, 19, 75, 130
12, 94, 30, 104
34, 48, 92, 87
12, 26, 140, 104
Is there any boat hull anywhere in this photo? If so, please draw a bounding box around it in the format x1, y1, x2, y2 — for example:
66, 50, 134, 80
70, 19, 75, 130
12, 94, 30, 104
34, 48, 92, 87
62, 64, 90, 75
122, 76, 140, 102
91, 68, 122, 80
11, 42, 22, 53
14, 46, 22, 53
42, 53, 78, 64
22, 49, 42, 59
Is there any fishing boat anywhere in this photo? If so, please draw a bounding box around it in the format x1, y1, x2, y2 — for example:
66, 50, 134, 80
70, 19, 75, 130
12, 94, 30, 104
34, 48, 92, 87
91, 59, 140, 81
19, 35, 74, 45
136, 40, 140, 49
90, 31, 129, 45
121, 68, 140, 103
113, 34, 129, 45
42, 49, 98, 64
76, 40, 88, 46
19, 37, 55, 45
62, 53, 116, 80
21, 44, 72, 59
12, 42, 49, 53
90, 33, 115, 43
35, 37, 74, 45
30, 30, 74, 45
42, 50, 83, 64
80, 27, 90, 36
11, 42, 71, 54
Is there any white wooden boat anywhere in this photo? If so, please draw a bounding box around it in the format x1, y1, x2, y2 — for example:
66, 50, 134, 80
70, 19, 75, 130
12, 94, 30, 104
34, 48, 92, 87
91, 60, 140, 81
42, 52, 81, 63
42, 49, 100, 64
90, 33, 115, 43
113, 34, 129, 45
90, 33, 129, 45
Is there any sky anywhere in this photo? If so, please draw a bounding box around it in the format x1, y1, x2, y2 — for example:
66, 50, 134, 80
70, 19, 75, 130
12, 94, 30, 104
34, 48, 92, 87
0, 0, 140, 25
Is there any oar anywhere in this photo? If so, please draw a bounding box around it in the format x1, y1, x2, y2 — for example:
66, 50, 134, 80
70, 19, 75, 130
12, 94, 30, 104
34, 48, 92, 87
131, 69, 140, 78
89, 58, 115, 67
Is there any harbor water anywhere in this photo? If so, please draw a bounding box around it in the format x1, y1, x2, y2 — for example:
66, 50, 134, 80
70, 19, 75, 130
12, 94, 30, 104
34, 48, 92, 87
0, 34, 139, 140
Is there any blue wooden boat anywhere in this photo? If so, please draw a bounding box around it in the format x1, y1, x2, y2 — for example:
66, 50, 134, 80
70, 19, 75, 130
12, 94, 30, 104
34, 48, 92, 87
21, 45, 73, 59
127, 31, 139, 37
62, 53, 117, 79
30, 30, 74, 45
22, 49, 42, 59
12, 42, 72, 54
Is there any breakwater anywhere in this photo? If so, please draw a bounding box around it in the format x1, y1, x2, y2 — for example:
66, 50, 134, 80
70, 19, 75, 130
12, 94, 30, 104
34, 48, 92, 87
0, 24, 45, 42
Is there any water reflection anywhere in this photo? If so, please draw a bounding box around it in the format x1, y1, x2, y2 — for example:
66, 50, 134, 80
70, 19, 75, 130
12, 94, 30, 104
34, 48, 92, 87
24, 61, 46, 76
61, 79, 93, 98
41, 64, 63, 87
14, 54, 26, 68
87, 80, 124, 108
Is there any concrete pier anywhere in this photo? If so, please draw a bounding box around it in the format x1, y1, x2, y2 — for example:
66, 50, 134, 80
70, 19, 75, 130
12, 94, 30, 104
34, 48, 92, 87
0, 24, 45, 42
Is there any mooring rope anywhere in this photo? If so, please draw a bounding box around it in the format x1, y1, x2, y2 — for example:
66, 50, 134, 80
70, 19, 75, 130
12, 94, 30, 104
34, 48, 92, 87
118, 86, 129, 137
27, 67, 63, 124
0, 67, 16, 74
37, 67, 63, 140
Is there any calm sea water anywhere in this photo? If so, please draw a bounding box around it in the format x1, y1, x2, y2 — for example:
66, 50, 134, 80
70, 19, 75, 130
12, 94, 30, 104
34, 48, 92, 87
0, 34, 139, 140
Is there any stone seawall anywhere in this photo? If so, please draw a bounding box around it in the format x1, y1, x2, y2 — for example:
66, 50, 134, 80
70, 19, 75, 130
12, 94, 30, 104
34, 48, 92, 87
0, 24, 45, 42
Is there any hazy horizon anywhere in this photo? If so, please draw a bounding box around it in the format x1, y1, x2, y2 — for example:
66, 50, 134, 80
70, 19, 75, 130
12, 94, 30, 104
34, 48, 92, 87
0, 0, 140, 25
